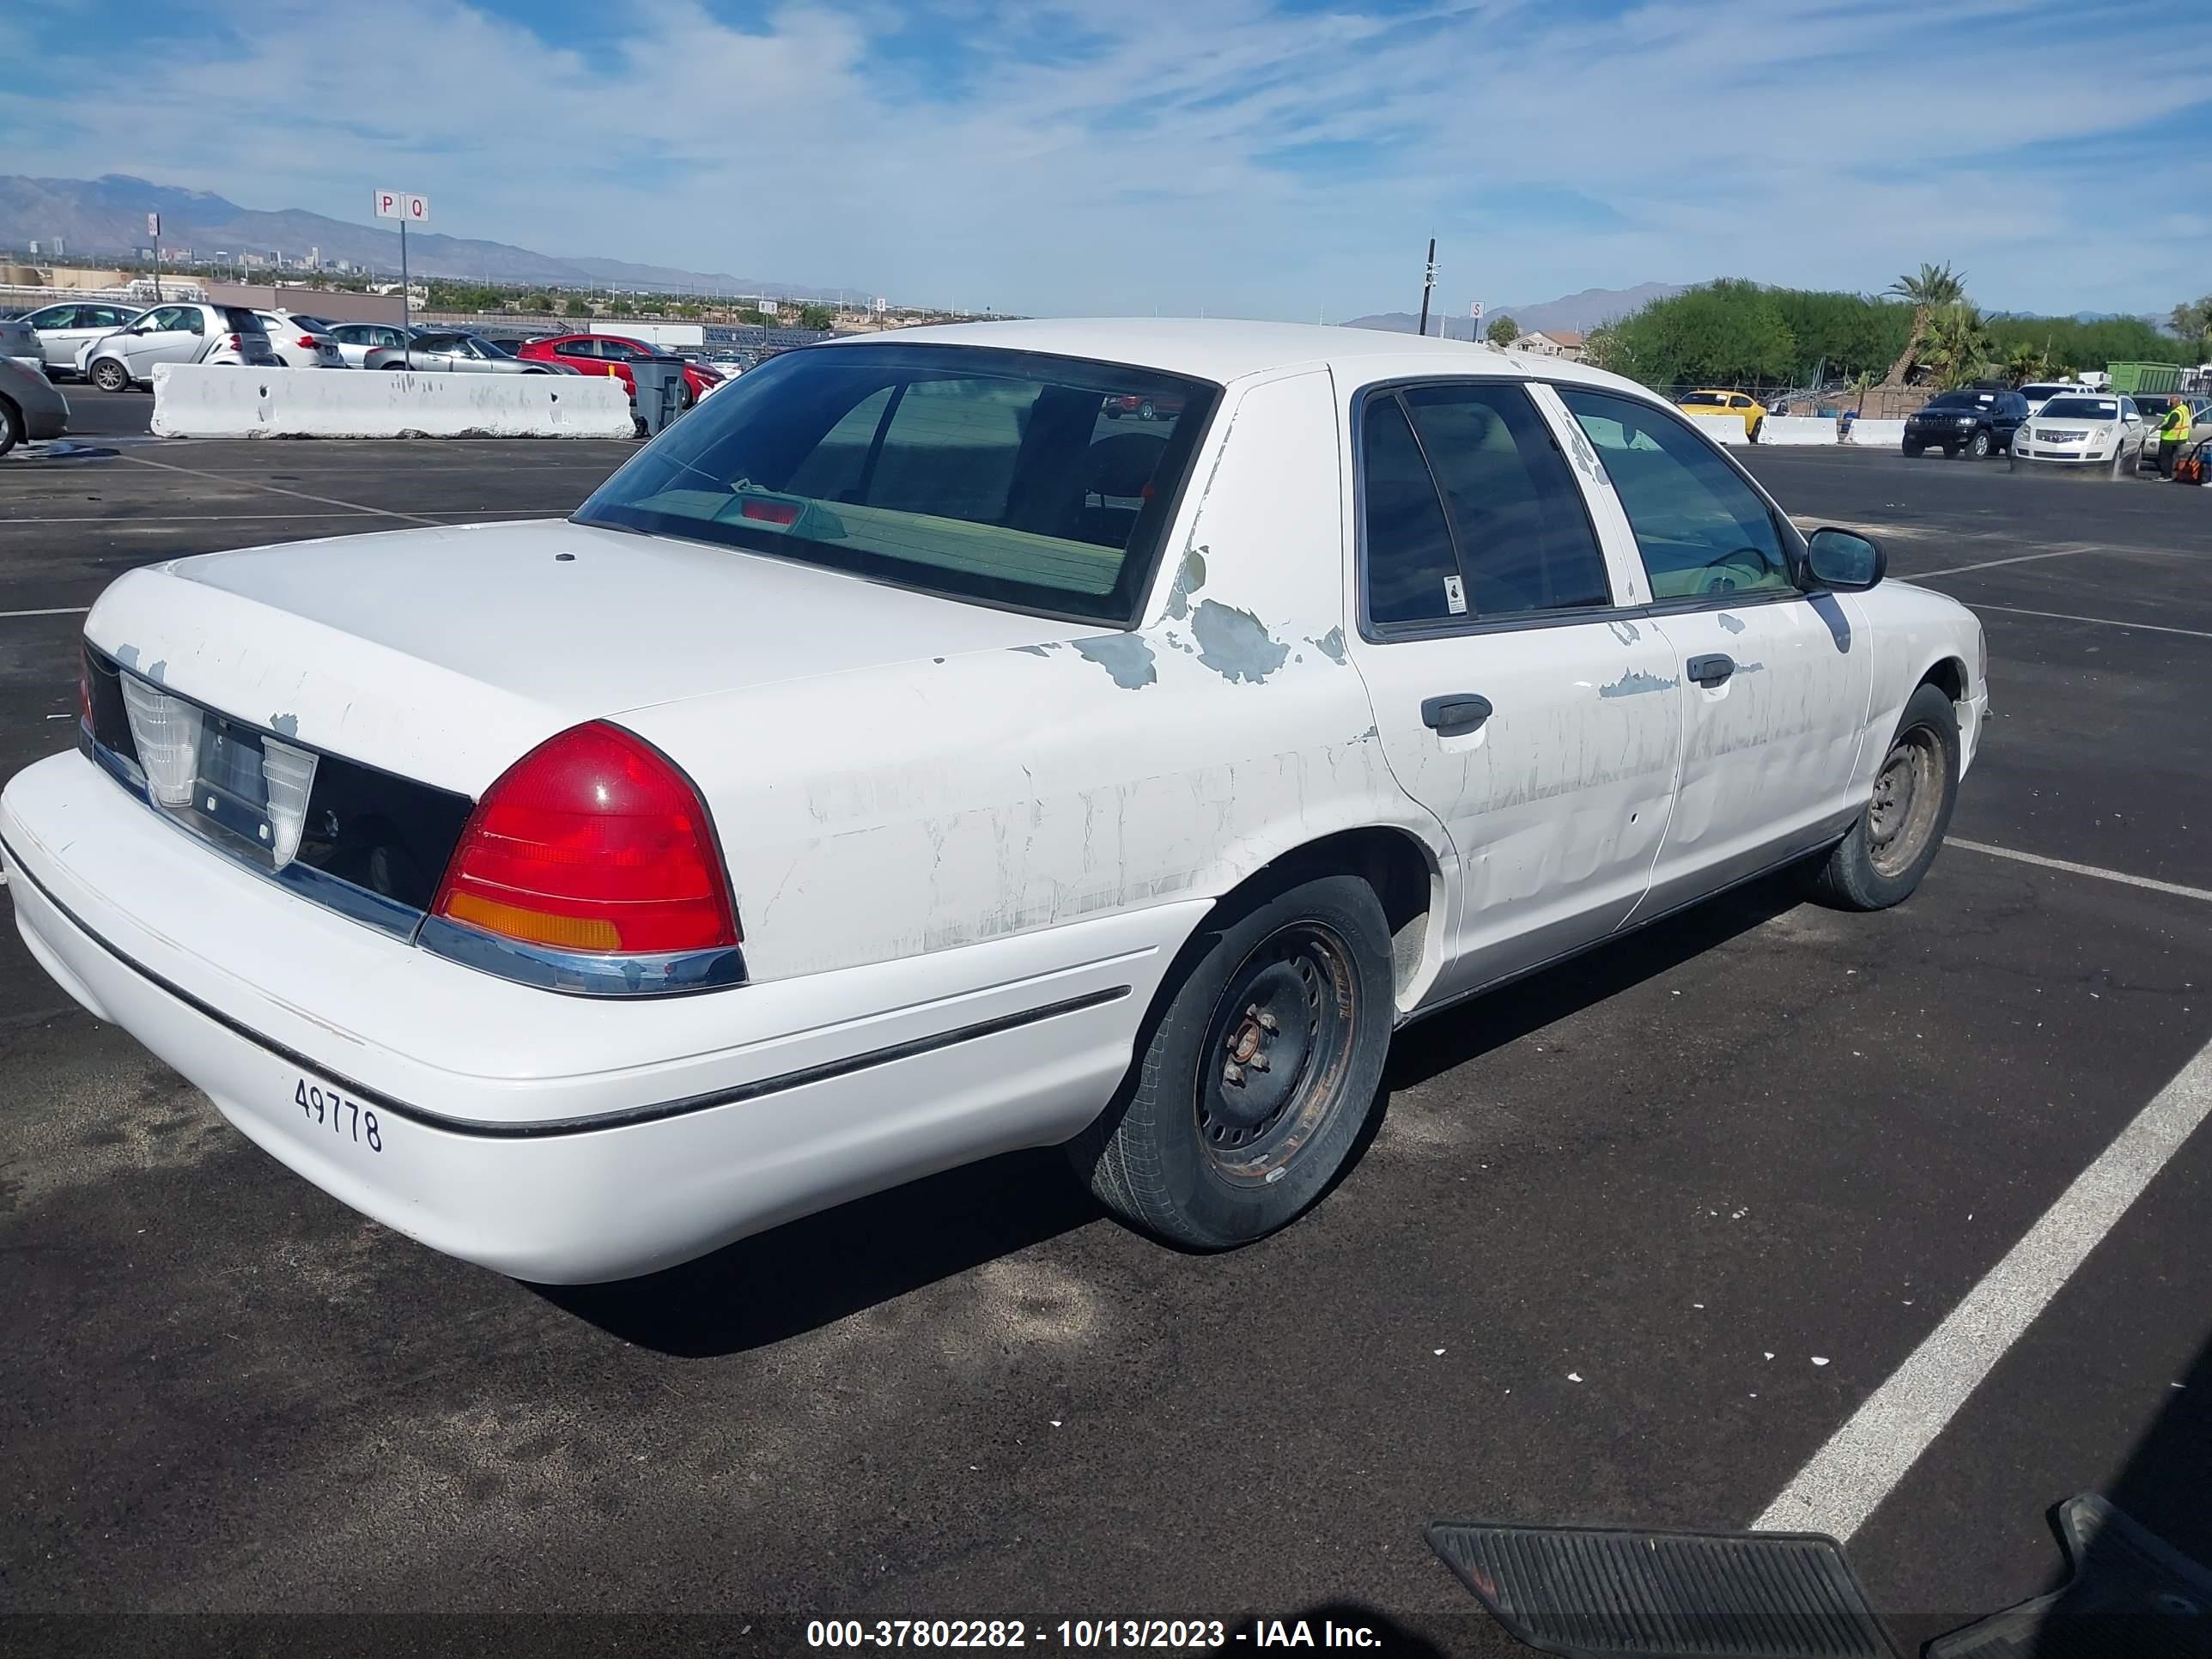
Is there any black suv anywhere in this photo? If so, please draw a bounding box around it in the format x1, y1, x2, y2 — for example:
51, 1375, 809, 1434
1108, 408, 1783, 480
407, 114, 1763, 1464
1903, 387, 2029, 459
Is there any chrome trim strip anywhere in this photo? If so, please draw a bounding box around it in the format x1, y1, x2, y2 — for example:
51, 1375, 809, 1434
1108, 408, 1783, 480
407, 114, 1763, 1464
2, 830, 1132, 1142
416, 913, 748, 998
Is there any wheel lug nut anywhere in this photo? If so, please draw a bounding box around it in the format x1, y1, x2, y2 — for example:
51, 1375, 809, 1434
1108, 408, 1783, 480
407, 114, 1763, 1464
1255, 1011, 1279, 1033
1224, 1062, 1245, 1087
1249, 1053, 1270, 1073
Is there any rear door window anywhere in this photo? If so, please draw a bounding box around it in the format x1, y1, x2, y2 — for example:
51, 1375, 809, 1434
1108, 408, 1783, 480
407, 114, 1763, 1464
1398, 383, 1611, 617
1360, 395, 1465, 627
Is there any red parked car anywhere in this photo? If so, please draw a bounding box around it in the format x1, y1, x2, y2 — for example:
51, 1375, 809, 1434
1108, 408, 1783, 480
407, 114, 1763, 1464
514, 334, 720, 403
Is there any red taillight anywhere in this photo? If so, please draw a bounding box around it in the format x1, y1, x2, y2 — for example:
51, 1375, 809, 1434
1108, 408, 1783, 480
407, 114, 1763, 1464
226, 333, 242, 350
296, 334, 318, 349
739, 498, 800, 526
431, 723, 738, 956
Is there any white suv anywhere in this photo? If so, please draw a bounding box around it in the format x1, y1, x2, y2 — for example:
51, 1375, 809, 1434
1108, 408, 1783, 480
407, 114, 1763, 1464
83, 304, 281, 391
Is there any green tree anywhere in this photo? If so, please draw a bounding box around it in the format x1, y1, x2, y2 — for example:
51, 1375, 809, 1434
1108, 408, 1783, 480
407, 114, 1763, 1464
1881, 261, 1967, 384
610, 297, 635, 317
2170, 296, 2212, 351
1486, 313, 1520, 346
562, 295, 591, 319
1599, 278, 1797, 389
797, 301, 836, 330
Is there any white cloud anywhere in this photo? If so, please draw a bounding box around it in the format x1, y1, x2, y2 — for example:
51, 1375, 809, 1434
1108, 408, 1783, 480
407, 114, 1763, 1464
3, 0, 2206, 315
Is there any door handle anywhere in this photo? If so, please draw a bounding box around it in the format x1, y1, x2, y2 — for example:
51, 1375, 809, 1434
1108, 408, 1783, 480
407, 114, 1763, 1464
1686, 653, 1735, 688
1421, 694, 1494, 735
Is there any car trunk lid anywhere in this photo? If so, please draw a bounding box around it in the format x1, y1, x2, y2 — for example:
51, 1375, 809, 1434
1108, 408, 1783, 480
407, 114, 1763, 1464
83, 518, 1097, 798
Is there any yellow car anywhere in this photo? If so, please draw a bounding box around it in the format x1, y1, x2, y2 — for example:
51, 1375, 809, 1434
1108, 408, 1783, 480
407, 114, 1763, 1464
1674, 389, 1765, 441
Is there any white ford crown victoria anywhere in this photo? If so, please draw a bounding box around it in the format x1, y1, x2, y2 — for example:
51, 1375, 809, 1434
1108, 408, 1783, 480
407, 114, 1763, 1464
2, 320, 1986, 1282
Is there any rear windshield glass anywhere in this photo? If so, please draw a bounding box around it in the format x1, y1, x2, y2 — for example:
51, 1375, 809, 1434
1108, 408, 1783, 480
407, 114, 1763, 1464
219, 307, 266, 333
1674, 392, 1726, 406
2039, 397, 2119, 419
574, 343, 1220, 624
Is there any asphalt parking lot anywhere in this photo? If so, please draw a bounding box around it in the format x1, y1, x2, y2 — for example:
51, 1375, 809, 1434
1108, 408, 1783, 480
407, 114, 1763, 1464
3, 418, 2209, 1656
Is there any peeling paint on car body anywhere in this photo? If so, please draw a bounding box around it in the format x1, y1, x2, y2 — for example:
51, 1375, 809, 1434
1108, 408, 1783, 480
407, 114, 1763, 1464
1071, 634, 1158, 690
1309, 625, 1347, 663
1189, 599, 1291, 684
1717, 612, 1747, 635
1599, 669, 1678, 698
270, 713, 300, 738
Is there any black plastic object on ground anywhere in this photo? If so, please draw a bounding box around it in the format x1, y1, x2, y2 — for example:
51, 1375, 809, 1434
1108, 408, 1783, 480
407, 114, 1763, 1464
1425, 1518, 1900, 1658
630, 359, 685, 437
1927, 1494, 2212, 1657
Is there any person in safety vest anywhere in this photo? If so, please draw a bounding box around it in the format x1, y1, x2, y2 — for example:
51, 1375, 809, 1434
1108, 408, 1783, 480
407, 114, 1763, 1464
2158, 395, 2194, 478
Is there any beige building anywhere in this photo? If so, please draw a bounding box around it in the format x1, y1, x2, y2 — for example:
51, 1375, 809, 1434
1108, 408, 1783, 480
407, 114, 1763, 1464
1513, 329, 1586, 362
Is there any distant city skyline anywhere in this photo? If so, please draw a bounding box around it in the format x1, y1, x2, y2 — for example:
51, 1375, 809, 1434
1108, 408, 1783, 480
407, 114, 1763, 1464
3, 0, 2206, 319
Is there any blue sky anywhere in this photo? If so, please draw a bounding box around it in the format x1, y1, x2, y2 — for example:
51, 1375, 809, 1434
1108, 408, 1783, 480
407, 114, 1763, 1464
3, 0, 2209, 319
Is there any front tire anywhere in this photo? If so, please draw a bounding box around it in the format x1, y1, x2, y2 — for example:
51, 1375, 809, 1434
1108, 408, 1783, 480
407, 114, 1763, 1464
1068, 872, 1394, 1249
1966, 429, 1992, 459
1903, 440, 1924, 458
0, 397, 21, 458
1808, 682, 1960, 911
89, 358, 130, 393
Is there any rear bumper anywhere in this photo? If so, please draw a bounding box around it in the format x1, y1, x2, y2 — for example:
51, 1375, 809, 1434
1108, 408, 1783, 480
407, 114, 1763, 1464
3, 750, 1193, 1280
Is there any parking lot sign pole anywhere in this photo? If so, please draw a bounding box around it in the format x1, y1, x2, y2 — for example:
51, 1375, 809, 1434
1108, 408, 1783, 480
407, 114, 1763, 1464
148, 212, 162, 301
375, 191, 429, 368
1418, 238, 1437, 339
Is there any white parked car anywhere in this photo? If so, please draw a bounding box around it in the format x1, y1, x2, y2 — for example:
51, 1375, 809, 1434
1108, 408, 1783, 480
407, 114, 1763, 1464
2008, 392, 2150, 472
2016, 380, 2088, 417
1, 321, 1987, 1283
12, 301, 144, 379
83, 303, 282, 390
253, 311, 347, 369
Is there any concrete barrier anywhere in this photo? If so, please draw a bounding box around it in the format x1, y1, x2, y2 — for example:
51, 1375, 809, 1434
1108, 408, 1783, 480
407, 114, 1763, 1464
1758, 416, 1840, 447
150, 364, 634, 439
1848, 419, 1906, 447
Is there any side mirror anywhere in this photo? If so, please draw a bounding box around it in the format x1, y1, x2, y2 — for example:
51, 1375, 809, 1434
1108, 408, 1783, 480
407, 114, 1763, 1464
1803, 526, 1884, 592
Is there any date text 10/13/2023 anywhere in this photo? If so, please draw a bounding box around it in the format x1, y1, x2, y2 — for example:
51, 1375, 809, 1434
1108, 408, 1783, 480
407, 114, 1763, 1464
805, 1619, 1385, 1648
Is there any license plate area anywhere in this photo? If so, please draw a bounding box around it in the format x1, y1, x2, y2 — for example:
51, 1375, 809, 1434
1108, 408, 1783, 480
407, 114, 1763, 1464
177, 714, 316, 871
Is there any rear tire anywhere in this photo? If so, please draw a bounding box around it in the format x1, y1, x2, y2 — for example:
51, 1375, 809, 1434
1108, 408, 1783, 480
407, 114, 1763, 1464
89, 358, 130, 393
1808, 682, 1960, 911
0, 396, 21, 458
1067, 872, 1394, 1250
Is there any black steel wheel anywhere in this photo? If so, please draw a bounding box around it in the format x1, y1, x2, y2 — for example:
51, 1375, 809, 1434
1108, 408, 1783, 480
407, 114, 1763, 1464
1808, 681, 1960, 911
1069, 872, 1394, 1249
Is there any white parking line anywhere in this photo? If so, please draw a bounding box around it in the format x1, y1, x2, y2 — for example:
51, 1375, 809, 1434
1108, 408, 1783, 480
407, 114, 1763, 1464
0, 513, 374, 525
0, 606, 92, 620
118, 454, 444, 526
1908, 545, 2102, 580
1953, 602, 2212, 641
1949, 838, 2212, 903
1753, 1034, 2212, 1542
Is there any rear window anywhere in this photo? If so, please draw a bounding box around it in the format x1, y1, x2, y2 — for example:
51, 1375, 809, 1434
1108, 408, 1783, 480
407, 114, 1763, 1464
575, 343, 1220, 625
219, 307, 266, 333
2039, 397, 2119, 419
1675, 392, 1726, 407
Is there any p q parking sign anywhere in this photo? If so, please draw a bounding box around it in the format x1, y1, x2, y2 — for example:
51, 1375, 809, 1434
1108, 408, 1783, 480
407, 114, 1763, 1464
374, 191, 430, 223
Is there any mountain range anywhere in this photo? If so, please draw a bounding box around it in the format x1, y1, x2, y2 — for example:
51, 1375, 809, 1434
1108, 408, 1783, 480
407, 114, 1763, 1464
0, 174, 857, 298
1346, 283, 1688, 341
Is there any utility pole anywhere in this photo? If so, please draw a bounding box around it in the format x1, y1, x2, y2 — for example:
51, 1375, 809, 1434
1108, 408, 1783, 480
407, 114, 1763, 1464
1418, 238, 1437, 338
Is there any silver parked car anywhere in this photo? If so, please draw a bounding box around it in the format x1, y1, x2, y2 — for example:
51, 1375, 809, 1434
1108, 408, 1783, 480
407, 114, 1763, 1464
0, 356, 70, 456
363, 331, 581, 374
325, 322, 416, 368
84, 304, 281, 391
12, 301, 143, 378
252, 312, 347, 370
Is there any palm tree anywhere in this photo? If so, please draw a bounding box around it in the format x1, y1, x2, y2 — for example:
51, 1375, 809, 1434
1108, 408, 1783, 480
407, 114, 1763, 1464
2004, 340, 2047, 386
1881, 262, 1967, 385
1849, 369, 1876, 413
1921, 304, 1992, 391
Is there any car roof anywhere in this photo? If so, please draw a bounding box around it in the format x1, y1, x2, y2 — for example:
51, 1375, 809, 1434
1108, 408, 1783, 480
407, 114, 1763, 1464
817, 317, 1651, 397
